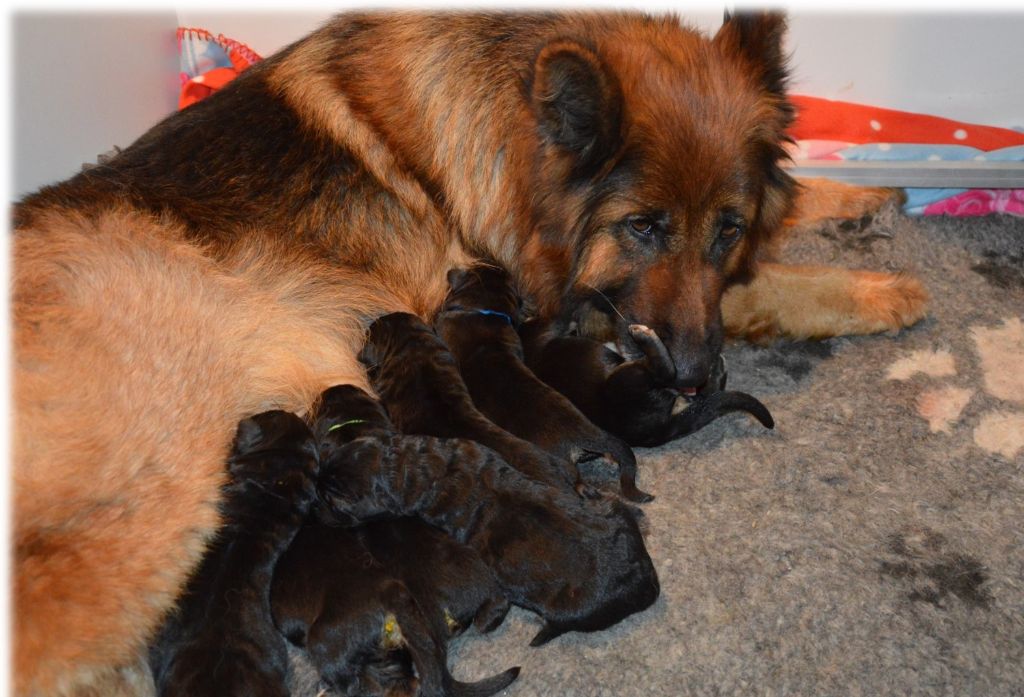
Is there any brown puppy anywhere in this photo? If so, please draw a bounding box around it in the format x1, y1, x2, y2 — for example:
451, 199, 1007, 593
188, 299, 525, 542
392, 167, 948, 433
521, 320, 774, 448
358, 311, 582, 494
313, 385, 660, 647
436, 265, 652, 502
270, 523, 520, 697
148, 411, 319, 697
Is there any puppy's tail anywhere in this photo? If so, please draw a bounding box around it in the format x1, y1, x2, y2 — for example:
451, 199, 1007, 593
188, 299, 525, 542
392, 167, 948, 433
448, 666, 521, 697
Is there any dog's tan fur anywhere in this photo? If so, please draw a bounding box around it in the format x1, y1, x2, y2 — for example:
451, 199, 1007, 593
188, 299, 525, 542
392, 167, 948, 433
13, 12, 926, 695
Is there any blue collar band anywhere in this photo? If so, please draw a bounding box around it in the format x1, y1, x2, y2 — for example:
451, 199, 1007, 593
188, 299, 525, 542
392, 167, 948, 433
473, 309, 514, 326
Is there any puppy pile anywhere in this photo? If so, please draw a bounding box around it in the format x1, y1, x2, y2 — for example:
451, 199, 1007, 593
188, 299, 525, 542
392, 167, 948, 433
148, 265, 773, 696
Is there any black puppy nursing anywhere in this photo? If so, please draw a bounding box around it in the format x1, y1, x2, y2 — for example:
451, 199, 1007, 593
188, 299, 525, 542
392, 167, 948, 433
313, 384, 659, 648
148, 411, 319, 697
435, 266, 653, 502
148, 261, 776, 695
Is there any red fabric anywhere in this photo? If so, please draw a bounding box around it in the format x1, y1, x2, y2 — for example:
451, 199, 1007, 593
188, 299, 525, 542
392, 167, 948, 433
177, 28, 262, 111
179, 67, 243, 110
789, 95, 1024, 152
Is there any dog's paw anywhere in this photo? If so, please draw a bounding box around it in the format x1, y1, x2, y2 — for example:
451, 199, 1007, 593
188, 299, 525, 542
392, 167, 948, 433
849, 270, 929, 334
576, 482, 605, 501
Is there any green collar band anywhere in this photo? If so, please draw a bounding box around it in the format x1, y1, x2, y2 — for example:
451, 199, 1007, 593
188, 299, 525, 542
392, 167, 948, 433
326, 418, 369, 434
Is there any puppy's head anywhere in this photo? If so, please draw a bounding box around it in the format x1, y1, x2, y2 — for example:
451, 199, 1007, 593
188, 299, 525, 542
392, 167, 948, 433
359, 311, 431, 374
228, 410, 319, 506
443, 264, 524, 323
314, 384, 393, 450
527, 499, 659, 646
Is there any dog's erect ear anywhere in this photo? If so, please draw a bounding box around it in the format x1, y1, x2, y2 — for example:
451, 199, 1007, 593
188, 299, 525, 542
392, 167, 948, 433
531, 40, 623, 177
529, 621, 566, 647
714, 11, 789, 98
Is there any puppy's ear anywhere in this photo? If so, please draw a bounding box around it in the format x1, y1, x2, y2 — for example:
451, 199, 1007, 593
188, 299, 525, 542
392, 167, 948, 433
529, 622, 565, 647
357, 340, 379, 370
446, 267, 468, 291
713, 11, 789, 99
531, 40, 623, 178
232, 416, 264, 456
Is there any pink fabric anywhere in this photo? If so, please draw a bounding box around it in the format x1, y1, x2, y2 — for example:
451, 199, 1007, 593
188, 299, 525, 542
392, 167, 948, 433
922, 190, 1024, 217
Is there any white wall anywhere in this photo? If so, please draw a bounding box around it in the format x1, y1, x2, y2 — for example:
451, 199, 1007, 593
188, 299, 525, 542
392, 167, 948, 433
786, 12, 1024, 131
11, 10, 1024, 198
11, 11, 180, 199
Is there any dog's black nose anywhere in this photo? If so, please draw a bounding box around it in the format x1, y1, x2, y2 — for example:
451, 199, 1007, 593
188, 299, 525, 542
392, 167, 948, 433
672, 354, 713, 394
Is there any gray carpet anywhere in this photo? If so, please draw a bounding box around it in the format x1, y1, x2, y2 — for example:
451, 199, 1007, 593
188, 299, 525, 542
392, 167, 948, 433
444, 205, 1024, 696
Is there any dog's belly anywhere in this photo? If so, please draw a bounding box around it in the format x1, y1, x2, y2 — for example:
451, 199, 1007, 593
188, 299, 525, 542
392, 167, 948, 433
12, 208, 393, 695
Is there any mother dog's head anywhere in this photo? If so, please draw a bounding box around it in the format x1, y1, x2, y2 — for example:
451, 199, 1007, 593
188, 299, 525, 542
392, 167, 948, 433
523, 12, 796, 392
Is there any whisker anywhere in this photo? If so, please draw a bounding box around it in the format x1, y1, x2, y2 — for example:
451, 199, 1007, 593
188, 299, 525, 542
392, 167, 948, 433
581, 282, 629, 325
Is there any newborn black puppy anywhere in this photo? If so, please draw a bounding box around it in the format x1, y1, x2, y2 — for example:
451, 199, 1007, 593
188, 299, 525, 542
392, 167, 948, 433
521, 319, 774, 448
148, 411, 319, 697
314, 385, 660, 646
358, 311, 580, 494
270, 522, 519, 697
360, 519, 510, 639
435, 265, 652, 502
317, 386, 511, 640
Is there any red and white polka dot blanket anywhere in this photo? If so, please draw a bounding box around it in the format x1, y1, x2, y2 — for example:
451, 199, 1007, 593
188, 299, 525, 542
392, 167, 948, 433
789, 96, 1024, 217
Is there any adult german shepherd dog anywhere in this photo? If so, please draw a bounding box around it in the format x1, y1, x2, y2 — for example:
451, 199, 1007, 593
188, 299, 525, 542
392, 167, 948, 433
12, 11, 926, 695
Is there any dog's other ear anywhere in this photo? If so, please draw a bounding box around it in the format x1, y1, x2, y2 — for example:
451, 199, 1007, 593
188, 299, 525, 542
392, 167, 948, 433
530, 40, 623, 177
713, 11, 789, 98
529, 621, 566, 647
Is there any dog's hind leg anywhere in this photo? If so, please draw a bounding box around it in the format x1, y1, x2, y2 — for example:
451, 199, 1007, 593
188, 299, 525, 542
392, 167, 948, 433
722, 261, 928, 342
782, 177, 906, 232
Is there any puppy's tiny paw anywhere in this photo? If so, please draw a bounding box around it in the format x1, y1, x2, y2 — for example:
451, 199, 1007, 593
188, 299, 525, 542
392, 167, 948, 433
576, 483, 605, 501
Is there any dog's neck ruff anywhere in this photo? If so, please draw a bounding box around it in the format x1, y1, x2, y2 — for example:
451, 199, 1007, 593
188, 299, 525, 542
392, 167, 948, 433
325, 419, 369, 434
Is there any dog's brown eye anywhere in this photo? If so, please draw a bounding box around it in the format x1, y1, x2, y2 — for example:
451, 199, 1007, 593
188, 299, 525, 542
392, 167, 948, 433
718, 223, 743, 242
628, 218, 654, 236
